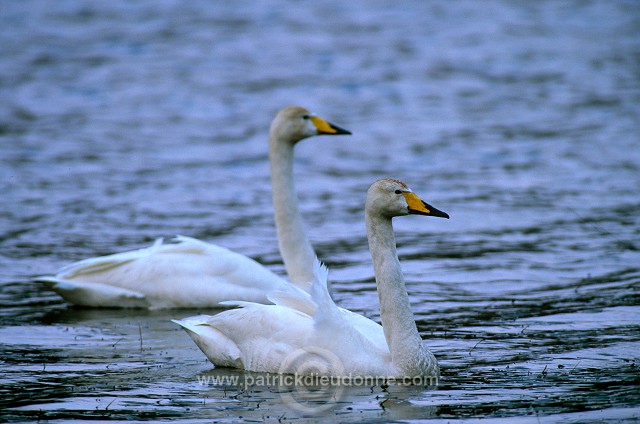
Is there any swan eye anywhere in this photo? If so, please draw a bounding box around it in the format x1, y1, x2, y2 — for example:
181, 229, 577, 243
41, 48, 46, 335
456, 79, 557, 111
302, 114, 310, 120
395, 190, 402, 194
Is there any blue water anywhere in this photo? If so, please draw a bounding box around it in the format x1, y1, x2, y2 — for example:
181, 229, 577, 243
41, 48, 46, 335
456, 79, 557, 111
1, 0, 639, 422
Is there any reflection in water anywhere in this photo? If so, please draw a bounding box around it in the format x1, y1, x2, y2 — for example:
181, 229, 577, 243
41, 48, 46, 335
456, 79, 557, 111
1, 0, 639, 421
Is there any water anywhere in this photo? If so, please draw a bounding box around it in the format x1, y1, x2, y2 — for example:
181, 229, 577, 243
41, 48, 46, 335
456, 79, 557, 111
1, 0, 639, 421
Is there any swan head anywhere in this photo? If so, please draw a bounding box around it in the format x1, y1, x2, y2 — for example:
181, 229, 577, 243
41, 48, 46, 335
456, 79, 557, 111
270, 106, 351, 145
366, 178, 449, 219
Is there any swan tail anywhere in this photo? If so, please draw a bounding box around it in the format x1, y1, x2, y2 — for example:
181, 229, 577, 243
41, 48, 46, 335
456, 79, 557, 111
34, 277, 148, 308
172, 317, 243, 368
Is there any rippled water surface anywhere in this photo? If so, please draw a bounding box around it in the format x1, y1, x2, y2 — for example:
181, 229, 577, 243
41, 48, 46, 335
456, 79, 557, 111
2, 0, 639, 422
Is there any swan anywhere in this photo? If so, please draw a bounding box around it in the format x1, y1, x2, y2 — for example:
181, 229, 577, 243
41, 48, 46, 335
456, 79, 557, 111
173, 178, 449, 377
35, 106, 350, 308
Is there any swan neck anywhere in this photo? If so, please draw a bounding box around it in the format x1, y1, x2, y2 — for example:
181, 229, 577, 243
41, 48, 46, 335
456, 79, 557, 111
269, 135, 316, 287
366, 211, 423, 372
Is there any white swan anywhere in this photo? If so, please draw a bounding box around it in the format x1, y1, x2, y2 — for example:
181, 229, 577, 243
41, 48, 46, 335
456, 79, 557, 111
173, 179, 449, 377
35, 106, 350, 308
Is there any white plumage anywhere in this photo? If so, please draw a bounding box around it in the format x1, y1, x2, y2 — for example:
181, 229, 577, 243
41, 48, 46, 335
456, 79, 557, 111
35, 107, 351, 308
174, 179, 449, 377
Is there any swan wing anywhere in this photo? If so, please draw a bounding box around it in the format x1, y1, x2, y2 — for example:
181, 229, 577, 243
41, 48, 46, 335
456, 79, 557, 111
36, 236, 288, 308
172, 315, 243, 368
54, 238, 165, 278
263, 259, 338, 317
265, 258, 389, 351
338, 308, 387, 348
307, 259, 387, 348
307, 259, 391, 372
176, 264, 321, 372
35, 277, 149, 308
266, 284, 316, 316
175, 260, 390, 375
175, 304, 313, 373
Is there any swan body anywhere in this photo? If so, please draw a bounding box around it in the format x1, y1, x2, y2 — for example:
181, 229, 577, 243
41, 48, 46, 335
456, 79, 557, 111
35, 107, 351, 309
174, 179, 449, 377
36, 236, 287, 308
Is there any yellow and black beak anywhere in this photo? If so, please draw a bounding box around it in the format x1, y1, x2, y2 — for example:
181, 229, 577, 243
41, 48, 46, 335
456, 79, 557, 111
403, 192, 449, 219
310, 115, 351, 135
